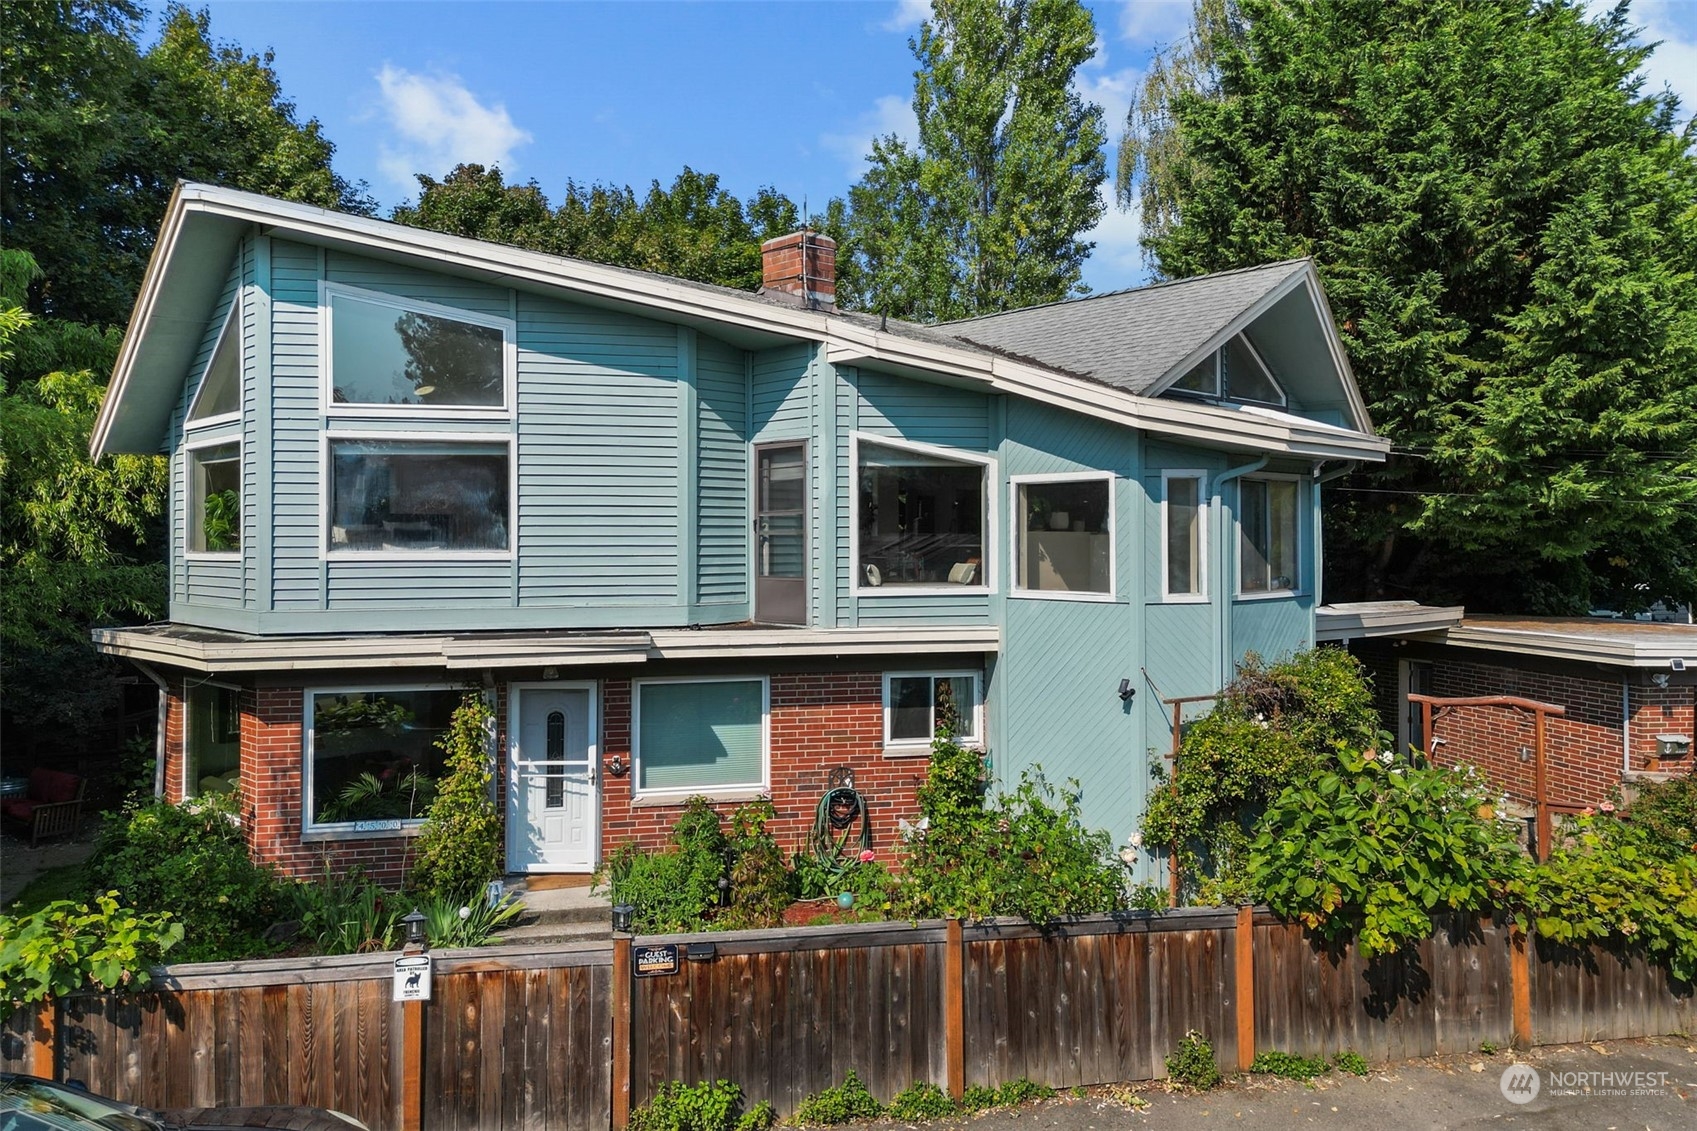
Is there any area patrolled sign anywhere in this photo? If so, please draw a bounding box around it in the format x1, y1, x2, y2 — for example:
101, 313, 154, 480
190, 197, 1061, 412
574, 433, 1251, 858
634, 943, 680, 977
393, 953, 433, 1002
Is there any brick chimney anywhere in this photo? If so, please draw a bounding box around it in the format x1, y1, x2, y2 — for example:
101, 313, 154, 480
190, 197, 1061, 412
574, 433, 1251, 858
760, 230, 836, 309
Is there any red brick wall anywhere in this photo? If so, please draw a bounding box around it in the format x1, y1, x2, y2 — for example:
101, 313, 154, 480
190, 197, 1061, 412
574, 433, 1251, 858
1425, 660, 1693, 807
598, 672, 927, 865
161, 678, 186, 804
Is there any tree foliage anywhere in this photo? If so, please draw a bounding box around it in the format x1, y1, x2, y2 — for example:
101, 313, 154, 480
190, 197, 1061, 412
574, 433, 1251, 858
393, 164, 800, 291
825, 0, 1108, 322
1118, 0, 1697, 613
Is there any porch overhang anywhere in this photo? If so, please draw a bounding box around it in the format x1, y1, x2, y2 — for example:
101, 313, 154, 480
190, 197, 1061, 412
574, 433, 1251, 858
91, 622, 1003, 674
1315, 601, 1466, 642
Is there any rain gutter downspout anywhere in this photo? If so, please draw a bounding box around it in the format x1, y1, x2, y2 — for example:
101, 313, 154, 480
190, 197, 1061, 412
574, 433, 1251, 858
1311, 461, 1359, 611
1214, 455, 1269, 687
1623, 676, 1632, 775
131, 660, 170, 799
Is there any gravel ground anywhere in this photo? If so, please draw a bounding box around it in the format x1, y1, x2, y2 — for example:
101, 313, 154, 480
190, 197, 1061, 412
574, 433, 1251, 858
867, 1037, 1694, 1131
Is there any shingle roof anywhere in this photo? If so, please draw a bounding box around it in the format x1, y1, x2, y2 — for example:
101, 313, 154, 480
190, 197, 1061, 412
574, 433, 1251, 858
934, 259, 1313, 394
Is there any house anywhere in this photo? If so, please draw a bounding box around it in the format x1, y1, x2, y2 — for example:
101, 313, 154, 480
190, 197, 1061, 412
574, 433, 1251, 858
90, 183, 1388, 885
1323, 605, 1696, 810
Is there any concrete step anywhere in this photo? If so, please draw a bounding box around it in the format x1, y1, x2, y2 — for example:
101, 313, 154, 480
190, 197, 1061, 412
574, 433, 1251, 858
503, 877, 613, 929
494, 918, 611, 946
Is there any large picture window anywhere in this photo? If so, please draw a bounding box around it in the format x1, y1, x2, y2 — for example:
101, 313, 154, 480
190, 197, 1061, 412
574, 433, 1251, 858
856, 439, 987, 589
884, 673, 981, 749
188, 441, 241, 554
1239, 477, 1300, 594
306, 688, 461, 830
328, 438, 510, 553
634, 679, 766, 796
1162, 471, 1206, 599
186, 684, 241, 798
326, 287, 510, 411
1014, 476, 1112, 595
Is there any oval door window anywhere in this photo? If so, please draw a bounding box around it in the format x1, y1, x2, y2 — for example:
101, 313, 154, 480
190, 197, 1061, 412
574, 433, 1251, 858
546, 710, 565, 808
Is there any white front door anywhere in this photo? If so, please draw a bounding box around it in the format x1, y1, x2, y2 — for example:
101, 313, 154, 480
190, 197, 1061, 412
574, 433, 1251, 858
507, 683, 598, 872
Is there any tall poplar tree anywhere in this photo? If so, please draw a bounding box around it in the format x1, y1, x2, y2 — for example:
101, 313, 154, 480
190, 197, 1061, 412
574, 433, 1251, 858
1119, 0, 1697, 613
828, 0, 1108, 322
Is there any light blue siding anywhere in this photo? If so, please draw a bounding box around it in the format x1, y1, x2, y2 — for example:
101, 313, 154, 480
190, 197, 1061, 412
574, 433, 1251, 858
696, 333, 749, 610
269, 240, 324, 611
515, 293, 678, 604
174, 250, 246, 612
1231, 595, 1314, 666
751, 343, 812, 442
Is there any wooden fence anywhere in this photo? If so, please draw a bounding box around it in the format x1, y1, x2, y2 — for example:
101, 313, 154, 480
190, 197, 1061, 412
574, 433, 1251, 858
4, 909, 1691, 1131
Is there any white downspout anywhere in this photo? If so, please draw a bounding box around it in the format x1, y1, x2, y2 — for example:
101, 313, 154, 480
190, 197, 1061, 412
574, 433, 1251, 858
1311, 461, 1359, 610
131, 660, 170, 799
1214, 455, 1269, 686
1622, 676, 1632, 775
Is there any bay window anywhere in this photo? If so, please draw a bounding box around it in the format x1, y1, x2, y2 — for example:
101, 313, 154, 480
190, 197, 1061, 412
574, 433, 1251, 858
188, 441, 241, 555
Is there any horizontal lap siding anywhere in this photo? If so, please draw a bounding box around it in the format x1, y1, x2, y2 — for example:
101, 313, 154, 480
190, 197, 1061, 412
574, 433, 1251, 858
325, 252, 510, 317
696, 334, 749, 608
517, 295, 679, 604
751, 343, 812, 443
271, 240, 325, 611
242, 237, 261, 606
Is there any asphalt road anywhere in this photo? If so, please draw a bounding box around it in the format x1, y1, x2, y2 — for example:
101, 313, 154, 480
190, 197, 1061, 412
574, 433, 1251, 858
871, 1038, 1694, 1131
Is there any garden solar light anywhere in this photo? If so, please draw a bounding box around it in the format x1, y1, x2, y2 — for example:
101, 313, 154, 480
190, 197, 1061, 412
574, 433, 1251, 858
612, 903, 635, 933
402, 908, 427, 949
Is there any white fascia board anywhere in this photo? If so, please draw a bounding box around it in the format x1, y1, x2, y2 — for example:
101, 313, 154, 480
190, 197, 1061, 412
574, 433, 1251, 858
646, 626, 1002, 659
1443, 625, 1697, 668
1314, 602, 1466, 642
91, 626, 459, 673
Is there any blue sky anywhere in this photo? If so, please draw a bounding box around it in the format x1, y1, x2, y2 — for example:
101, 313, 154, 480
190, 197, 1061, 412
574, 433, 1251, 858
161, 0, 1697, 294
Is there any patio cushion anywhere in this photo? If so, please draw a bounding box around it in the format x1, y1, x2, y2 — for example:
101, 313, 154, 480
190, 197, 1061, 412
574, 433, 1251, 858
1, 799, 37, 821
28, 768, 80, 804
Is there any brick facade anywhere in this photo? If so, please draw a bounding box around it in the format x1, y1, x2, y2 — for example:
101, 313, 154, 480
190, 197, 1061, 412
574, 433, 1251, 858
597, 671, 926, 865
195, 669, 927, 881
1350, 639, 1695, 808
161, 678, 186, 804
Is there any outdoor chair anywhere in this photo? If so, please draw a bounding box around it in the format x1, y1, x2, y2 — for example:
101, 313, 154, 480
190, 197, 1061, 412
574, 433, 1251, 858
1, 768, 87, 847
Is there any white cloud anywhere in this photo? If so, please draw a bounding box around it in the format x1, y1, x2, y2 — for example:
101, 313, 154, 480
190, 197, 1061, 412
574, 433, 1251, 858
1110, 0, 1197, 50
372, 65, 533, 196
1081, 182, 1150, 293
820, 93, 918, 179
880, 0, 932, 34
1629, 0, 1697, 123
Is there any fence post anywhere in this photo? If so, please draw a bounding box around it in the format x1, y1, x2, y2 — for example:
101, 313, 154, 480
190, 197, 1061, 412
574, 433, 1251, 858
1234, 906, 1255, 1071
612, 934, 633, 1131
401, 999, 423, 1131
1509, 924, 1533, 1049
945, 919, 965, 1101
33, 998, 55, 1080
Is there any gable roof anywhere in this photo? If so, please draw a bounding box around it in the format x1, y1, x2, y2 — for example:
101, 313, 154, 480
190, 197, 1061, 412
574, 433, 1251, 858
93, 183, 1388, 463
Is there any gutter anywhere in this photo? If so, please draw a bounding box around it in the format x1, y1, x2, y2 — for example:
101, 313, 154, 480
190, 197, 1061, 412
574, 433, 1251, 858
1214, 456, 1269, 686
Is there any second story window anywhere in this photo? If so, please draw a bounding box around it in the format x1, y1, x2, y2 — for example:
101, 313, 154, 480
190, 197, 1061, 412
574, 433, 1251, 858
324, 284, 512, 414
1013, 475, 1113, 596
1239, 477, 1300, 595
1171, 333, 1286, 408
187, 303, 241, 426
188, 441, 241, 555
856, 437, 989, 591
328, 438, 511, 554
1162, 470, 1207, 600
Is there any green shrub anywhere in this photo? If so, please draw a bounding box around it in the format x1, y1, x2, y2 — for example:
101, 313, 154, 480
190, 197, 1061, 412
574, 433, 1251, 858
1618, 771, 1697, 857
960, 1085, 1000, 1111
990, 1078, 1054, 1105
289, 868, 403, 954
1248, 751, 1527, 957
409, 694, 501, 902
1333, 1050, 1370, 1077
1164, 1030, 1221, 1090
1142, 649, 1382, 903
421, 891, 524, 948
601, 797, 729, 933
718, 799, 789, 931
628, 1079, 772, 1131
792, 1071, 884, 1125
0, 892, 184, 1002
1250, 1051, 1331, 1080
86, 792, 285, 962
887, 1082, 956, 1121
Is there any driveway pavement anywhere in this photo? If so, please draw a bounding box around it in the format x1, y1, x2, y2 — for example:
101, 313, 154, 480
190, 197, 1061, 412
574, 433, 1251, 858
877, 1038, 1693, 1131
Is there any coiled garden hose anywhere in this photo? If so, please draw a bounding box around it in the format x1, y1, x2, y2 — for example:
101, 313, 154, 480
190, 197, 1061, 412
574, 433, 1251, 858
809, 783, 872, 877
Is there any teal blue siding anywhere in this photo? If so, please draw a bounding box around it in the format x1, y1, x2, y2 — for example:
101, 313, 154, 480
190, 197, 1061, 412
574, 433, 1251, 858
269, 239, 324, 612
695, 333, 749, 610
324, 252, 510, 318
1231, 595, 1314, 666
853, 368, 989, 449
174, 250, 245, 612
751, 343, 812, 442
515, 292, 678, 604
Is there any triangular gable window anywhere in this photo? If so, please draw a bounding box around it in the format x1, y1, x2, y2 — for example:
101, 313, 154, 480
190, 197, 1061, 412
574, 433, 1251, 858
187, 306, 241, 425
1172, 353, 1219, 396
1222, 334, 1285, 406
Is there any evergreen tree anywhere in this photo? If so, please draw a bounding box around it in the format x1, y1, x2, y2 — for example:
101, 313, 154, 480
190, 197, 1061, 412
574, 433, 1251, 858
828, 0, 1108, 322
1120, 0, 1697, 612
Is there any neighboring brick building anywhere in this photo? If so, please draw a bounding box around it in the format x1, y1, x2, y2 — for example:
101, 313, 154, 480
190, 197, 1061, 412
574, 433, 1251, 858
1322, 605, 1696, 809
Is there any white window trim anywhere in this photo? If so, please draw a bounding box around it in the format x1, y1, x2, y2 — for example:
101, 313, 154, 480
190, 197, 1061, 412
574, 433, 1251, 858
1160, 469, 1209, 603
183, 678, 243, 800
185, 300, 242, 430
184, 433, 243, 561
882, 671, 984, 755
849, 431, 997, 597
631, 675, 770, 801
319, 430, 518, 561
1235, 473, 1304, 600
302, 683, 466, 838
1228, 334, 1287, 408
319, 281, 517, 420
1008, 471, 1118, 602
